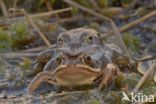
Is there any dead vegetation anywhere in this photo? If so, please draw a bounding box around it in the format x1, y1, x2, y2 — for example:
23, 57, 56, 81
0, 0, 156, 104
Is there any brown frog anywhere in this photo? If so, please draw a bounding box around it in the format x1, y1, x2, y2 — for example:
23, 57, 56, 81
27, 28, 128, 95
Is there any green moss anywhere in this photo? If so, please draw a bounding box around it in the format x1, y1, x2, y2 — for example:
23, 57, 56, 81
10, 22, 30, 46
142, 86, 156, 96
115, 73, 125, 88
88, 23, 100, 30
123, 33, 140, 53
9, 22, 35, 49
71, 7, 80, 15
86, 98, 100, 104
97, 0, 110, 8
74, 0, 93, 9
0, 29, 12, 52
121, 0, 134, 7
123, 73, 140, 88
0, 22, 34, 52
20, 58, 32, 70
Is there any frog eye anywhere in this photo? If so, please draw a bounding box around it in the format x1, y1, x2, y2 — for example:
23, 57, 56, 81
86, 36, 93, 43
56, 56, 62, 64
84, 55, 91, 63
58, 37, 64, 44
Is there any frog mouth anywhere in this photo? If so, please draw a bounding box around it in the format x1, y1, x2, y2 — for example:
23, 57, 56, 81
54, 64, 100, 86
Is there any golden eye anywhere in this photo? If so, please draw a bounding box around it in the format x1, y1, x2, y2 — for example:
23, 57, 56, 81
86, 36, 93, 43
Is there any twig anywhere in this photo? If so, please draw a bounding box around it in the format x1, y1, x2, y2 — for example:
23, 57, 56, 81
51, 16, 83, 24
62, 0, 110, 21
0, 0, 8, 16
133, 63, 156, 92
0, 79, 7, 83
19, 8, 51, 47
101, 7, 123, 16
0, 8, 72, 24
110, 20, 134, 62
49, 16, 105, 25
43, 0, 60, 20
0, 90, 90, 103
44, 0, 53, 11
0, 52, 38, 58
102, 10, 156, 38
45, 90, 90, 99
139, 54, 156, 62
119, 11, 156, 32
0, 12, 23, 19
20, 46, 48, 53
90, 0, 100, 11
62, 0, 132, 62
12, 7, 72, 19
1, 7, 72, 19
13, 0, 18, 8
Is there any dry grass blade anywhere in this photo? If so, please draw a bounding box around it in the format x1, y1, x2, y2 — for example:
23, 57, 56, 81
0, 12, 23, 19
23, 8, 71, 18
20, 46, 48, 53
133, 63, 156, 92
45, 90, 90, 99
101, 7, 123, 16
119, 10, 156, 33
102, 10, 156, 38
19, 8, 51, 47
20, 7, 72, 18
62, 0, 110, 21
13, 0, 18, 8
110, 21, 133, 62
0, 90, 90, 103
0, 8, 72, 22
51, 16, 83, 24
0, 52, 38, 58
0, 0, 8, 16
44, 0, 53, 11
90, 0, 100, 11
139, 54, 156, 61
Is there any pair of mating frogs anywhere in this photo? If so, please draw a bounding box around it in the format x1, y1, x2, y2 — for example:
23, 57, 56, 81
27, 28, 129, 95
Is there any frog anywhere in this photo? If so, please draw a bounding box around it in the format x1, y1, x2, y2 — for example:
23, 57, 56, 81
27, 28, 129, 95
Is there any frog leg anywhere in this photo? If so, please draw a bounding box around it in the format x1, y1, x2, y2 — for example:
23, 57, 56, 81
27, 49, 55, 77
98, 63, 120, 90
44, 58, 59, 71
27, 72, 56, 95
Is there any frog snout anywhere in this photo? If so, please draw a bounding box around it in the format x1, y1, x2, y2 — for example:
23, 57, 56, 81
68, 42, 81, 51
